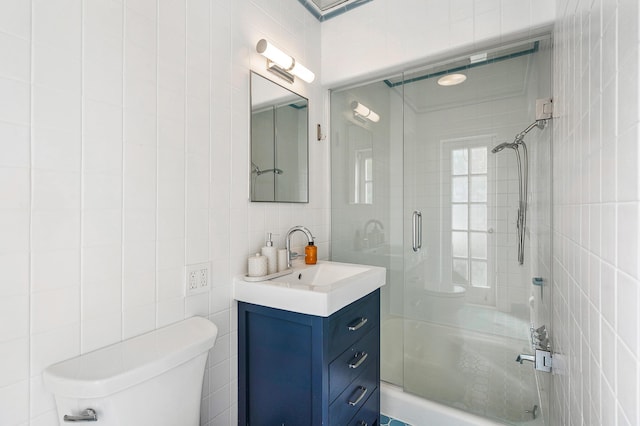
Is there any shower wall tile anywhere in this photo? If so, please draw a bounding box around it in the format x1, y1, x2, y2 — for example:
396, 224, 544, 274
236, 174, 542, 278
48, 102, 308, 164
553, 1, 640, 425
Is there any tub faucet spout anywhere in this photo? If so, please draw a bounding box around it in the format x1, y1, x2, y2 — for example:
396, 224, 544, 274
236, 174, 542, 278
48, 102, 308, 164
516, 354, 535, 364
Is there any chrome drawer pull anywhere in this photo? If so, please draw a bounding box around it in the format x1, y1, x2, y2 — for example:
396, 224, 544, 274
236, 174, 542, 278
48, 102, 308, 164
347, 317, 368, 331
63, 408, 98, 422
348, 351, 368, 369
348, 386, 368, 406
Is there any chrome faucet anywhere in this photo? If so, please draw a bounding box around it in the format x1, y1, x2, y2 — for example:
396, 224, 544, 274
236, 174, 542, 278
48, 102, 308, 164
285, 226, 315, 268
516, 354, 535, 364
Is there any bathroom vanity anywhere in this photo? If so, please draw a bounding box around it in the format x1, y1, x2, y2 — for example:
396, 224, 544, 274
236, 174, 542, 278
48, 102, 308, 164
238, 289, 380, 425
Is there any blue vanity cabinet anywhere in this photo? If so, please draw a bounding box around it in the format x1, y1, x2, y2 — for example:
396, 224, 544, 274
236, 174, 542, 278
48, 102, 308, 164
238, 289, 380, 426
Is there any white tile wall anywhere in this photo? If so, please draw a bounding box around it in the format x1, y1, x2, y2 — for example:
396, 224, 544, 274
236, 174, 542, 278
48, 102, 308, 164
0, 0, 325, 425
552, 0, 640, 425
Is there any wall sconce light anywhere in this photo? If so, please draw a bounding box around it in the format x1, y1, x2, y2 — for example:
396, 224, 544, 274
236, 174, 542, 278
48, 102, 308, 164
256, 39, 315, 84
351, 101, 380, 123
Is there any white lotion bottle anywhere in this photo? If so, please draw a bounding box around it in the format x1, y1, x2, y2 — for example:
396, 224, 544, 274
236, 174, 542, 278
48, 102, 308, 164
261, 232, 278, 275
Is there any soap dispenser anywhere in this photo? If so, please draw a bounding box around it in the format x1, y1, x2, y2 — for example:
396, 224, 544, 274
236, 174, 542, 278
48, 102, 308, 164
261, 233, 278, 274
305, 241, 317, 265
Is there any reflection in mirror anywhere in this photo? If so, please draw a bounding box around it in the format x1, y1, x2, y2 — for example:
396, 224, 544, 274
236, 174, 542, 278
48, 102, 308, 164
348, 125, 373, 204
250, 72, 309, 203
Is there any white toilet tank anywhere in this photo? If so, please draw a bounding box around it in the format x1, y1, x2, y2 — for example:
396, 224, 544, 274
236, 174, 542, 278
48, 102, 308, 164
43, 316, 218, 426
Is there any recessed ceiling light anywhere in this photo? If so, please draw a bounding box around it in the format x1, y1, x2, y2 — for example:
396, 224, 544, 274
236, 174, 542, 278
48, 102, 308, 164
437, 73, 467, 86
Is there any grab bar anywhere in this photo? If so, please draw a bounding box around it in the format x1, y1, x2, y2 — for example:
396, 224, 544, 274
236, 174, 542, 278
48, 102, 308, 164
412, 210, 422, 252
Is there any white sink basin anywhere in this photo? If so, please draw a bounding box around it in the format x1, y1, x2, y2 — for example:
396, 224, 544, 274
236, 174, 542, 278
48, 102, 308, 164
234, 260, 386, 317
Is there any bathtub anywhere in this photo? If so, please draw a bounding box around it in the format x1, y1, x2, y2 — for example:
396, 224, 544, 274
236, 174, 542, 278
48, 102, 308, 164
381, 382, 501, 426
380, 317, 544, 425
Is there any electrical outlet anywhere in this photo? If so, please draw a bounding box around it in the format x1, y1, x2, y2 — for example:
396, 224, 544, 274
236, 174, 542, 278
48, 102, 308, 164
185, 262, 210, 295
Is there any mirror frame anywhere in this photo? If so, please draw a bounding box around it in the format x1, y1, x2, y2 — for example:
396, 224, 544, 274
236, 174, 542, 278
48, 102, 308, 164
250, 71, 309, 203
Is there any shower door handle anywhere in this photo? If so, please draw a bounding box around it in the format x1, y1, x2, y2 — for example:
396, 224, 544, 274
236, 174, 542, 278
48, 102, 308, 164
412, 210, 422, 252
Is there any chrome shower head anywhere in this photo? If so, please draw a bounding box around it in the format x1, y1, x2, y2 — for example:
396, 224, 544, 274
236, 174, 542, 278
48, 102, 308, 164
491, 142, 518, 153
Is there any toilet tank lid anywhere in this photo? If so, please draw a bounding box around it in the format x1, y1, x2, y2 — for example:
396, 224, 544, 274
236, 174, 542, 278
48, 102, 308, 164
43, 316, 218, 399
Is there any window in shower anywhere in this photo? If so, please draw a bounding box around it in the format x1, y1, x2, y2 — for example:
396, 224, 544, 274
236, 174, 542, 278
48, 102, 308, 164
445, 137, 494, 305
355, 149, 373, 204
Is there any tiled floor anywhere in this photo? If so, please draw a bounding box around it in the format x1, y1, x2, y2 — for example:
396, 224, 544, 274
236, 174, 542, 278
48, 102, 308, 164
380, 414, 412, 426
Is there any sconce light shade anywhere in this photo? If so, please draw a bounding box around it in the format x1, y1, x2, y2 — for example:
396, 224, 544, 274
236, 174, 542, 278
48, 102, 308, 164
256, 39, 315, 84
351, 101, 380, 123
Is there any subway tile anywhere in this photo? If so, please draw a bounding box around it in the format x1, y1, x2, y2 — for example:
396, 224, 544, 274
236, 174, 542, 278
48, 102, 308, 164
0, 0, 31, 39
84, 57, 123, 106
616, 338, 638, 424
617, 203, 640, 279
158, 0, 186, 33
122, 241, 156, 308
0, 337, 28, 388
30, 323, 79, 374
0, 123, 29, 168
123, 303, 155, 339
32, 170, 80, 210
156, 297, 185, 328
81, 312, 122, 353
125, 7, 156, 50
29, 374, 56, 419
32, 0, 81, 53
157, 238, 185, 269
0, 252, 28, 297
32, 126, 81, 172
31, 249, 80, 293
82, 173, 122, 210
32, 41, 81, 93
84, 20, 123, 67
84, 0, 123, 41
616, 126, 640, 202
0, 168, 29, 209
0, 380, 29, 425
123, 208, 156, 243
31, 209, 80, 251
616, 271, 639, 354
127, 0, 157, 19
185, 293, 209, 317
0, 33, 30, 82
32, 85, 81, 132
31, 287, 79, 335
81, 244, 121, 283
157, 208, 185, 240
0, 209, 30, 253
82, 208, 122, 247
210, 357, 231, 394
186, 0, 210, 44
82, 277, 122, 321
157, 267, 184, 301
0, 78, 29, 125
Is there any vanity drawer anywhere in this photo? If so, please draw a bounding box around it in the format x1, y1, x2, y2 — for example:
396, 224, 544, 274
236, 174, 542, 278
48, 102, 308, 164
348, 387, 379, 426
329, 328, 378, 403
329, 359, 377, 425
328, 290, 380, 359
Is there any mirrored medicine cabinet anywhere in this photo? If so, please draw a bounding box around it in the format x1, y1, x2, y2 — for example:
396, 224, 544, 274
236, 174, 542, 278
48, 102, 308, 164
250, 71, 309, 203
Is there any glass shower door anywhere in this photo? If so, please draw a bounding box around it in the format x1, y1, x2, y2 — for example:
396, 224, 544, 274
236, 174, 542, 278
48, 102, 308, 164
399, 46, 550, 423
330, 37, 553, 425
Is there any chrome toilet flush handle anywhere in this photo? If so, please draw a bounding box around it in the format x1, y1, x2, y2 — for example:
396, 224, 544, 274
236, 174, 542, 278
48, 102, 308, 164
63, 408, 98, 422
